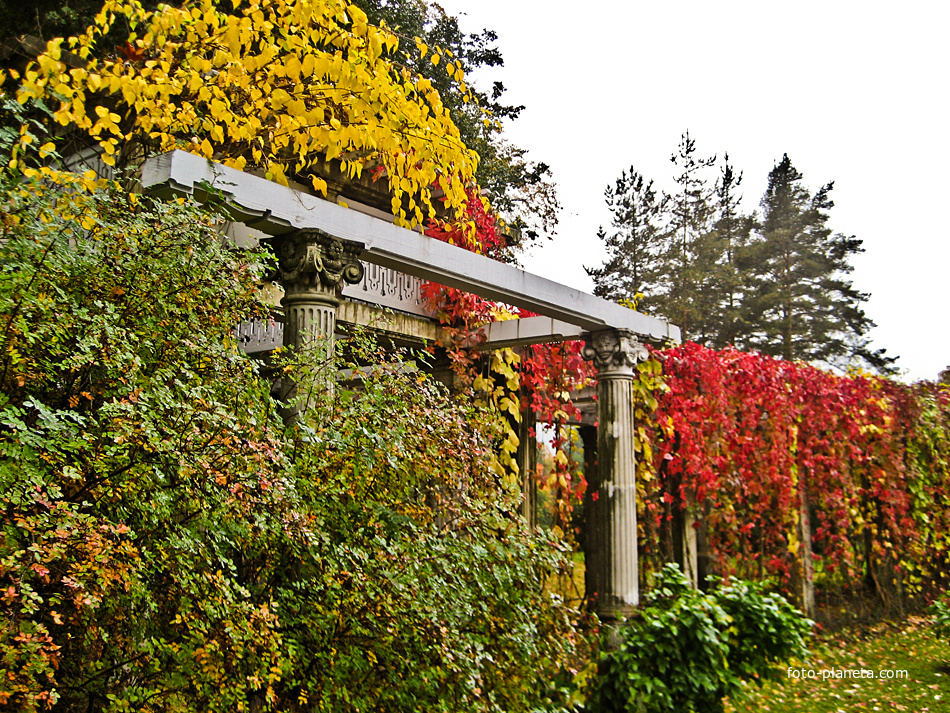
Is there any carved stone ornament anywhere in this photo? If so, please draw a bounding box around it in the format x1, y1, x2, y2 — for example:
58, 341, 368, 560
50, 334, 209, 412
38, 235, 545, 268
582, 328, 649, 376
274, 229, 364, 297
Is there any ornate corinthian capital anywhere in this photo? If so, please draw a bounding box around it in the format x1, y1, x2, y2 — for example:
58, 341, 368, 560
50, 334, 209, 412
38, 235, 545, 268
273, 229, 364, 298
582, 329, 649, 376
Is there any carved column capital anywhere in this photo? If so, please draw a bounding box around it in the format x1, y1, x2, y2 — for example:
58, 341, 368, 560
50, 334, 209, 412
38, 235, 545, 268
582, 329, 649, 377
273, 229, 364, 302
268, 230, 366, 417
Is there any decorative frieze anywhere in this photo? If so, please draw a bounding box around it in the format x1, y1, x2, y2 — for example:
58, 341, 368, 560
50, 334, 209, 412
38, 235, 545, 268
342, 262, 431, 317
235, 318, 282, 354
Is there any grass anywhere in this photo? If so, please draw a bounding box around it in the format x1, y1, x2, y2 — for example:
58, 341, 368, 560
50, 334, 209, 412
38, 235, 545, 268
725, 616, 950, 712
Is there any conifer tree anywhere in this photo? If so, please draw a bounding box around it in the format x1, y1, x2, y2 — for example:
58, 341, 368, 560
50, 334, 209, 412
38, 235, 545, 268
590, 133, 735, 345
586, 168, 666, 310
663, 131, 719, 342
590, 142, 894, 372
710, 155, 754, 349
744, 154, 896, 372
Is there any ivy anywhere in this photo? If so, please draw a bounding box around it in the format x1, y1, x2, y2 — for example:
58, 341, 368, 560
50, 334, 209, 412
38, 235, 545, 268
0, 153, 583, 711
639, 343, 950, 602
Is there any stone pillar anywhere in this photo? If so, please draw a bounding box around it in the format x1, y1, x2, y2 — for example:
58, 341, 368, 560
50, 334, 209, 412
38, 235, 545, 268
270, 229, 364, 420
582, 328, 648, 620
579, 424, 598, 604
671, 498, 699, 588
516, 409, 538, 528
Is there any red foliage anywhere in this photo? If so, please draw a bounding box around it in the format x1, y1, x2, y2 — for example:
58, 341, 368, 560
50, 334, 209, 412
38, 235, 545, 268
421, 190, 595, 526
642, 342, 950, 596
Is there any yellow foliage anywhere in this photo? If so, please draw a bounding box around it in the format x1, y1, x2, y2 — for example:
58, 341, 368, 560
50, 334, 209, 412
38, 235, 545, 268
16, 0, 480, 227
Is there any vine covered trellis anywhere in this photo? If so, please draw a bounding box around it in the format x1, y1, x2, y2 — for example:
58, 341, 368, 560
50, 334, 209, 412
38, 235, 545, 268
639, 343, 950, 606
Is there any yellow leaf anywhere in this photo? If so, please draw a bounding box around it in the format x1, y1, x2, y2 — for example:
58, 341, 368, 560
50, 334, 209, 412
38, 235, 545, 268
225, 23, 241, 56
285, 56, 301, 83
310, 175, 328, 196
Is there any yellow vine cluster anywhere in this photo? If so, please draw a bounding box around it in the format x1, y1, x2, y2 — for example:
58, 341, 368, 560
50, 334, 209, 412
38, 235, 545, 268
9, 0, 480, 227
472, 347, 522, 484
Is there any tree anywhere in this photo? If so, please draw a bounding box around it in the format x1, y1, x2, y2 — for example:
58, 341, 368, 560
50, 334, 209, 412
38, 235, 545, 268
590, 139, 894, 372
708, 154, 754, 349
589, 133, 743, 346
355, 0, 560, 246
660, 131, 719, 342
5, 0, 481, 227
586, 168, 666, 308
2, 0, 558, 247
0, 0, 124, 41
744, 154, 895, 372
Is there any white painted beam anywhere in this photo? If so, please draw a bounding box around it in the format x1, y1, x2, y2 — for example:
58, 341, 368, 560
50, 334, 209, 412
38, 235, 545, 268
141, 151, 681, 342
479, 316, 585, 349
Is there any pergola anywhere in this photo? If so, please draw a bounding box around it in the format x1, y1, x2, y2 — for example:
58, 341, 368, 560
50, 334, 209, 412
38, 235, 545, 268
142, 149, 681, 620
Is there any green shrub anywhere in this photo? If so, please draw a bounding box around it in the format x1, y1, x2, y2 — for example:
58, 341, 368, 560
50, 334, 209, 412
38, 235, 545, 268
584, 564, 812, 713
0, 145, 583, 710
930, 591, 950, 640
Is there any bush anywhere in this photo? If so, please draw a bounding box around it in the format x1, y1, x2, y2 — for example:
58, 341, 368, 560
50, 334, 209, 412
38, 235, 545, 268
0, 155, 583, 710
930, 591, 950, 640
584, 564, 812, 713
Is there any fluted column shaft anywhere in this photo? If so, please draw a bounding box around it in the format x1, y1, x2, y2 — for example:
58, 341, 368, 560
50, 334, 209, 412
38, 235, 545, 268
583, 328, 648, 620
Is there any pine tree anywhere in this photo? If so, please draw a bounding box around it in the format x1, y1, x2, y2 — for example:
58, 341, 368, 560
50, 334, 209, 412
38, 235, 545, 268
710, 155, 754, 349
586, 168, 666, 310
744, 154, 896, 372
663, 131, 718, 342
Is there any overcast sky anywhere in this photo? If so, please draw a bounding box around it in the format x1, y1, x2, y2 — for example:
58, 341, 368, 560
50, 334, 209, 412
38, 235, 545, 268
434, 0, 949, 382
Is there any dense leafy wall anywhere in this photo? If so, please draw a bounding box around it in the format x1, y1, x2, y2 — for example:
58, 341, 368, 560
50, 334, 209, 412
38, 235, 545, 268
0, 155, 583, 712
637, 343, 950, 602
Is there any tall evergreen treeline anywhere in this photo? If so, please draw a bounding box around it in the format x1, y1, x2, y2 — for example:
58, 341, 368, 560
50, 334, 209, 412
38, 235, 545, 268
588, 131, 896, 373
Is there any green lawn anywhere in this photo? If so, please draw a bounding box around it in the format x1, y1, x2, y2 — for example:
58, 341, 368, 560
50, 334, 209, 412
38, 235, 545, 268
725, 617, 950, 712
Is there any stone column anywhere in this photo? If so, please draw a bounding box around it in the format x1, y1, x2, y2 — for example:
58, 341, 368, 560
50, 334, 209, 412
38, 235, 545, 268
671, 496, 699, 589
270, 229, 364, 420
582, 328, 648, 620
516, 409, 538, 528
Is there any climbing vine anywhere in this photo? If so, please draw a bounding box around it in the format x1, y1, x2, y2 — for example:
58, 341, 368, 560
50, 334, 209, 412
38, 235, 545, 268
6, 0, 480, 227
639, 343, 950, 603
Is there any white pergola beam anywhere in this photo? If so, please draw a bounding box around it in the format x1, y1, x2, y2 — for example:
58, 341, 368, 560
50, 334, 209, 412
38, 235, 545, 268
141, 151, 680, 342
479, 316, 585, 349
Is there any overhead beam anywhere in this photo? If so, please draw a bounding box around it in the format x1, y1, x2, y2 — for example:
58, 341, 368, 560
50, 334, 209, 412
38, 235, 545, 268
141, 151, 681, 342
479, 316, 585, 349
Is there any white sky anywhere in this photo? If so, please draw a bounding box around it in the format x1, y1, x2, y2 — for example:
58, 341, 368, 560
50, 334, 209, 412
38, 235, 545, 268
434, 0, 949, 382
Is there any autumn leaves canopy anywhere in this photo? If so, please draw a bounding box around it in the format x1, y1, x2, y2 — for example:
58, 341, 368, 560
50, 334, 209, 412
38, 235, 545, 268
8, 0, 481, 228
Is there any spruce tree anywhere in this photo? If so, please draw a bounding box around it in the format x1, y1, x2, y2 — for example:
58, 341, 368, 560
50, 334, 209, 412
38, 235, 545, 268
744, 154, 896, 372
